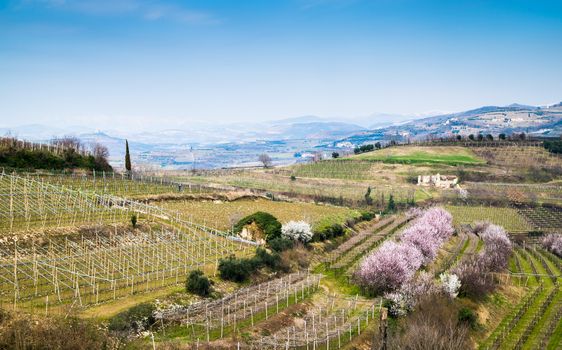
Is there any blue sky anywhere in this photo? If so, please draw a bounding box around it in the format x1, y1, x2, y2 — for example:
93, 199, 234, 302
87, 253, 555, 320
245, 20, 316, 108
1, 0, 561, 130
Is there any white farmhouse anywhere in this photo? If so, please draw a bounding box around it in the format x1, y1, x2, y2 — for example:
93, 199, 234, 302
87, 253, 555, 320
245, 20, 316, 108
417, 173, 458, 188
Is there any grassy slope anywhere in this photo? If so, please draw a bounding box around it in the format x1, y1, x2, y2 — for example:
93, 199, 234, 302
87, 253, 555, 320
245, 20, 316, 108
158, 198, 360, 231
352, 146, 485, 166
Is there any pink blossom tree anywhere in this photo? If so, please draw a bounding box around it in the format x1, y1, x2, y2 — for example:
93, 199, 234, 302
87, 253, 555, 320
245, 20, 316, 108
541, 234, 562, 257
355, 207, 454, 294
354, 240, 423, 294
453, 224, 512, 297
480, 224, 512, 271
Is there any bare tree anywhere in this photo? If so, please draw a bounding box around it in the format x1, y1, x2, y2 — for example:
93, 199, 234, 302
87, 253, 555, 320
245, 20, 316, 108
51, 136, 82, 152
92, 143, 109, 160
91, 142, 112, 171
258, 153, 272, 168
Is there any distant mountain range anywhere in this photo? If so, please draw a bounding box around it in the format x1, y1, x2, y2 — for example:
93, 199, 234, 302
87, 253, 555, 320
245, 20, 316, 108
334, 102, 562, 146
1, 102, 560, 169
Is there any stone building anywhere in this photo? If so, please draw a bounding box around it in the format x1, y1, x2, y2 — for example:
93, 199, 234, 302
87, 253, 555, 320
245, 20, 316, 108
417, 173, 458, 188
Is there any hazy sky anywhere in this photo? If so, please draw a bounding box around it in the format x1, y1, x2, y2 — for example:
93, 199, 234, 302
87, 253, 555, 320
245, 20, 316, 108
1, 0, 562, 130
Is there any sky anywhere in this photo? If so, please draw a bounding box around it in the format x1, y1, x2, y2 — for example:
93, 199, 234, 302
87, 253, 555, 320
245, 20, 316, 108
1, 0, 562, 131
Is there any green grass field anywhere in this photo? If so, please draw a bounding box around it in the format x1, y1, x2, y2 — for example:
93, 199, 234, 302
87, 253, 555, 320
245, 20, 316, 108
353, 147, 485, 166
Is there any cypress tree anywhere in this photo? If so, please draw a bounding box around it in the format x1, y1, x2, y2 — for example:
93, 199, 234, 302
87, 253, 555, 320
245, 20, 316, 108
386, 194, 396, 213
125, 140, 131, 173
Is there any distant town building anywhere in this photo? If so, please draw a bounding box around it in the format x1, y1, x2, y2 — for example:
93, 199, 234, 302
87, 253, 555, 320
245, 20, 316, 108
417, 173, 458, 188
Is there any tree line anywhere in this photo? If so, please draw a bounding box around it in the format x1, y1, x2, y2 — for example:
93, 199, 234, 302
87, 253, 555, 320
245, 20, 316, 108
0, 136, 112, 171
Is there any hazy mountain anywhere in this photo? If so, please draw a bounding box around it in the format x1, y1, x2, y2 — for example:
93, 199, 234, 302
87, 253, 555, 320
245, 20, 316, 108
2, 102, 559, 169
336, 102, 562, 146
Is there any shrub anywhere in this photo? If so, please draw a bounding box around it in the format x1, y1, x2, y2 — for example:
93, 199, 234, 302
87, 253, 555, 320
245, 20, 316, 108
458, 307, 478, 329
218, 255, 253, 282
253, 247, 284, 271
186, 270, 212, 297
360, 211, 374, 221
281, 221, 313, 243
218, 248, 287, 282
108, 303, 155, 332
233, 212, 282, 242
385, 295, 470, 350
312, 222, 346, 242
130, 214, 137, 228
541, 234, 562, 257
268, 237, 294, 252
280, 244, 310, 271
0, 313, 113, 349
544, 140, 562, 154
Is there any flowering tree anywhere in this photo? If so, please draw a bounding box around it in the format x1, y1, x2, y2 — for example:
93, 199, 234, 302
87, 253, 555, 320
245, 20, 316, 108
453, 224, 512, 297
384, 272, 437, 316
401, 225, 440, 265
480, 224, 512, 271
418, 207, 455, 241
354, 241, 423, 294
400, 207, 454, 266
452, 257, 494, 298
281, 221, 313, 243
541, 234, 562, 257
440, 273, 461, 298
355, 207, 454, 294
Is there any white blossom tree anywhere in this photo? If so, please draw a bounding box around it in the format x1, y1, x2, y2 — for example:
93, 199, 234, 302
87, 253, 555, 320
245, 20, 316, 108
440, 273, 461, 298
281, 221, 313, 243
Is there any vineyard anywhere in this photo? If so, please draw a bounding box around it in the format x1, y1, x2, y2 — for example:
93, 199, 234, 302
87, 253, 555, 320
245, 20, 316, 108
479, 245, 561, 350
471, 144, 562, 170
292, 160, 374, 180
1, 143, 561, 349
0, 224, 250, 312
464, 182, 562, 206
20, 171, 215, 198
158, 198, 360, 232
518, 206, 562, 233
444, 205, 533, 233
150, 271, 380, 349
0, 172, 253, 313
155, 272, 322, 342
0, 172, 129, 233
178, 169, 421, 207
324, 216, 409, 273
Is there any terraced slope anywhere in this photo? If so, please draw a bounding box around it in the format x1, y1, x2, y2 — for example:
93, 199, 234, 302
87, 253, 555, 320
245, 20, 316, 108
480, 246, 561, 350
